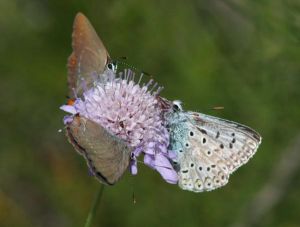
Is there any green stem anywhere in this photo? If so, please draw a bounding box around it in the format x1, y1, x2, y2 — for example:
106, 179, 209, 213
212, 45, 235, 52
84, 184, 105, 227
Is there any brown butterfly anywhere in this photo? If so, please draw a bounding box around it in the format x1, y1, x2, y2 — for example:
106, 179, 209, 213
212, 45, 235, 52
65, 13, 132, 185
67, 12, 115, 98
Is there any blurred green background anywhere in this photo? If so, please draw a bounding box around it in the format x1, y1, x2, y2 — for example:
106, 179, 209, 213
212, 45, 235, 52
1, 0, 300, 226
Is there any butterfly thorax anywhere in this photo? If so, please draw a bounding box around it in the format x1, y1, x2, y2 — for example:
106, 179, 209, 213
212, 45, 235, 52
165, 109, 192, 165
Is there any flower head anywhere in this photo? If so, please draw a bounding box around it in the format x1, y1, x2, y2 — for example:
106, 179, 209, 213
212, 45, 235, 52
61, 70, 178, 184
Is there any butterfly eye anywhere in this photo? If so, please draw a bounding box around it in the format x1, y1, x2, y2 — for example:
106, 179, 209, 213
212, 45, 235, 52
172, 100, 182, 111
107, 63, 113, 69
173, 104, 180, 111
107, 62, 118, 72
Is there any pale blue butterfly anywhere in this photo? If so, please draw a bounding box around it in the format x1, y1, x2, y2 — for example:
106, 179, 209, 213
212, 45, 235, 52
160, 99, 262, 192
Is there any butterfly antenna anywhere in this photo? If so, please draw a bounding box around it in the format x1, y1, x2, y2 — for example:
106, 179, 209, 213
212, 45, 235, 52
128, 167, 137, 205
115, 58, 153, 80
114, 57, 160, 94
116, 56, 127, 61
212, 106, 225, 110
132, 191, 137, 205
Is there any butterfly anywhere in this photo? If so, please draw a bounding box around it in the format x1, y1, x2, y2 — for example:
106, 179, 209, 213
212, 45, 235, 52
67, 12, 117, 99
65, 13, 131, 185
163, 100, 262, 192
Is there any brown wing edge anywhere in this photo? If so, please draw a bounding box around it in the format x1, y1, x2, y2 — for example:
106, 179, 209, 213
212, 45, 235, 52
65, 119, 112, 184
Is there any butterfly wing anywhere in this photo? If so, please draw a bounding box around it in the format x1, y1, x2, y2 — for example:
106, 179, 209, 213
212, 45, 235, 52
68, 13, 111, 98
168, 111, 261, 192
66, 115, 131, 185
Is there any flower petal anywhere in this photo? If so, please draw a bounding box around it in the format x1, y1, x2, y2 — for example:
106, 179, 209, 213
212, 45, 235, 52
132, 146, 143, 157
154, 153, 178, 184
144, 154, 155, 169
63, 115, 74, 124
60, 105, 77, 114
167, 150, 177, 160
130, 158, 138, 175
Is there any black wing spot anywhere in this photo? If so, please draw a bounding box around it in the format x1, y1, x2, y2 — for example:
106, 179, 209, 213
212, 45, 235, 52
229, 143, 233, 149
182, 170, 189, 173
199, 166, 203, 171
220, 144, 224, 149
202, 138, 206, 144
207, 150, 211, 155
189, 131, 194, 136
190, 163, 194, 167
197, 128, 207, 134
231, 133, 235, 137
232, 138, 236, 143
179, 149, 183, 153
211, 165, 216, 168
216, 131, 220, 138
207, 167, 211, 171
185, 143, 190, 147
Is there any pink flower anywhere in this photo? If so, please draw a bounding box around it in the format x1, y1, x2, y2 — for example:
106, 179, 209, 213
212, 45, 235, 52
61, 70, 178, 184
